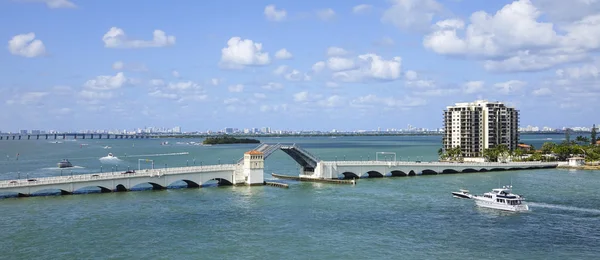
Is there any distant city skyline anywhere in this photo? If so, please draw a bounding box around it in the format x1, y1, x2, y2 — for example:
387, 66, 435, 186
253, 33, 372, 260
2, 1, 600, 131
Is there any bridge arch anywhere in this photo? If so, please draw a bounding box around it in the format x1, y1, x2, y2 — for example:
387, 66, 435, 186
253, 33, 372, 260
131, 182, 166, 191
362, 171, 384, 178
390, 170, 407, 177
30, 188, 73, 196
421, 169, 438, 175
74, 185, 112, 193
339, 172, 360, 179
442, 169, 459, 174
204, 178, 233, 187
167, 179, 200, 188
115, 184, 128, 192
461, 168, 478, 173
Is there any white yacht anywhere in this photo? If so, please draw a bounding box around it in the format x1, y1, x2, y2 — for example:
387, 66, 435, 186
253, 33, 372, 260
451, 189, 473, 199
472, 186, 529, 212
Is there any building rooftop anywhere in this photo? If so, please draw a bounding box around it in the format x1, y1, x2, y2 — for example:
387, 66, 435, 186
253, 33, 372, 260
245, 150, 264, 155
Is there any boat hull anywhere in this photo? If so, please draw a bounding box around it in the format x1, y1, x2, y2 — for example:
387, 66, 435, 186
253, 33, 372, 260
57, 162, 73, 168
452, 192, 472, 199
473, 197, 529, 212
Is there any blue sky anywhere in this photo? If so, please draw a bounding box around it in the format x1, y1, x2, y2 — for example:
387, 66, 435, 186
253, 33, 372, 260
1, 0, 600, 132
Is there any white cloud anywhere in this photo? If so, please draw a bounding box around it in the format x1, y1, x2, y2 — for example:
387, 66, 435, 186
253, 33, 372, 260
211, 78, 220, 86
260, 104, 288, 112
149, 90, 178, 99
556, 60, 600, 79
285, 70, 311, 81
228, 84, 244, 93
168, 81, 201, 91
273, 65, 289, 75
312, 61, 326, 72
264, 5, 287, 22
463, 81, 485, 94
405, 70, 418, 80
350, 94, 427, 109
261, 82, 283, 90
5, 91, 49, 105
102, 27, 175, 48
112, 61, 124, 70
220, 37, 270, 68
406, 80, 435, 88
254, 93, 267, 99
172, 70, 180, 78
84, 72, 129, 91
532, 0, 600, 23
353, 4, 372, 14
223, 98, 240, 105
149, 79, 165, 86
494, 80, 527, 94
327, 46, 348, 56
327, 57, 356, 71
333, 54, 402, 82
382, 0, 443, 31
317, 8, 336, 21
326, 81, 339, 88
8, 33, 46, 58
294, 91, 309, 102
275, 48, 293, 59
318, 95, 345, 107
532, 87, 553, 96
423, 0, 600, 72
22, 0, 76, 9
79, 90, 113, 100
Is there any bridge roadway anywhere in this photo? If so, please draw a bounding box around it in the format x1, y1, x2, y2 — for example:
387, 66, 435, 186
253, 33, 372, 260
0, 164, 238, 196
309, 160, 558, 179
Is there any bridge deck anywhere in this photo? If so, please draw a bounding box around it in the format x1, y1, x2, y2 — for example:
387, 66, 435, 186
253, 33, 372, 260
0, 164, 237, 189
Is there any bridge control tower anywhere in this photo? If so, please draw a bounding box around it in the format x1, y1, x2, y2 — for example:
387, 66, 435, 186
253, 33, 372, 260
242, 150, 265, 185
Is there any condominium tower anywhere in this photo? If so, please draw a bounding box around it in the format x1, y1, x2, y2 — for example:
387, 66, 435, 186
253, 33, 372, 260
443, 100, 519, 157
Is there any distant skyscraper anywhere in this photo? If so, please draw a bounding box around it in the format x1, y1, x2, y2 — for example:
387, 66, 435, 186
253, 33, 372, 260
225, 128, 234, 134
443, 100, 519, 158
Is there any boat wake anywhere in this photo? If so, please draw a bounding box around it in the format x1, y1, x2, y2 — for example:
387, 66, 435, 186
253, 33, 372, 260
99, 155, 121, 164
528, 202, 600, 214
124, 152, 189, 158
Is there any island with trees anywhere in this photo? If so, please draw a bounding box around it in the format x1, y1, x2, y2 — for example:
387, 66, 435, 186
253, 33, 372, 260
202, 135, 260, 145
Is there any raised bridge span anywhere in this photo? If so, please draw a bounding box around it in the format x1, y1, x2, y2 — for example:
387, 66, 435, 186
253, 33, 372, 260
0, 143, 558, 197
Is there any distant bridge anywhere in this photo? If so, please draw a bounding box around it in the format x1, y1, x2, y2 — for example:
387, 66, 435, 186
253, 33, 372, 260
0, 133, 152, 140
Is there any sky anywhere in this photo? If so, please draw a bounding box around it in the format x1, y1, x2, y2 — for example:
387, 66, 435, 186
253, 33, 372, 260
1, 0, 600, 132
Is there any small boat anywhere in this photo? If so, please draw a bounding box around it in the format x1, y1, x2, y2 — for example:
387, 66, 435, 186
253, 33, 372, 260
57, 159, 73, 168
472, 186, 529, 212
107, 153, 114, 157
103, 146, 111, 149
451, 189, 473, 199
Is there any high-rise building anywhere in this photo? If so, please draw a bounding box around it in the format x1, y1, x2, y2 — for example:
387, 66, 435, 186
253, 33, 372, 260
443, 100, 519, 158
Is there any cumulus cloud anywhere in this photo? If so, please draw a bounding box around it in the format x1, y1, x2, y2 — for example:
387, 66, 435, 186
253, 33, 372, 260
318, 95, 345, 107
532, 87, 553, 96
332, 54, 402, 82
19, 0, 76, 9
5, 91, 49, 105
423, 0, 600, 72
112, 61, 147, 72
220, 37, 270, 68
327, 46, 348, 56
275, 48, 293, 59
353, 4, 372, 14
312, 61, 326, 72
463, 81, 485, 94
261, 82, 284, 90
84, 72, 129, 91
327, 57, 356, 71
405, 70, 418, 81
264, 5, 287, 21
149, 90, 178, 99
494, 80, 527, 94
8, 33, 46, 57
168, 81, 201, 91
228, 84, 244, 93
317, 8, 336, 21
273, 65, 289, 75
102, 27, 175, 48
382, 0, 443, 31
293, 91, 309, 102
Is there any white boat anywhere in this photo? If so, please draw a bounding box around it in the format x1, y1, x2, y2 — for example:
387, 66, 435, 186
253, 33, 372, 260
107, 153, 114, 157
451, 189, 473, 199
472, 186, 529, 212
103, 146, 111, 149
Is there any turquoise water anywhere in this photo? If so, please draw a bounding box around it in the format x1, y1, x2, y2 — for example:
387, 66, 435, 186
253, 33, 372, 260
1, 134, 599, 259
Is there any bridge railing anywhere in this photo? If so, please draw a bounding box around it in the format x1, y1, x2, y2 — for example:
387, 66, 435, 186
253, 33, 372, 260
321, 160, 553, 167
0, 164, 238, 188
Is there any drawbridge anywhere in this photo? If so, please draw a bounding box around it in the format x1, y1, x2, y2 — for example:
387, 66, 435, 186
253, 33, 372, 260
238, 143, 320, 171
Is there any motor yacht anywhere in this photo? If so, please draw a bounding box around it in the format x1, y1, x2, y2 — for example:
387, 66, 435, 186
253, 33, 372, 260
472, 186, 529, 212
451, 189, 473, 199
57, 159, 73, 168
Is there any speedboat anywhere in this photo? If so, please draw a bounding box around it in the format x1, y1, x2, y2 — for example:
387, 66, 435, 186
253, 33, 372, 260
103, 146, 111, 149
107, 153, 114, 157
472, 186, 529, 212
451, 189, 473, 199
57, 159, 73, 168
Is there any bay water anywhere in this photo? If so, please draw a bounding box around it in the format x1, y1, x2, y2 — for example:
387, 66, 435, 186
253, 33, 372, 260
0, 135, 598, 259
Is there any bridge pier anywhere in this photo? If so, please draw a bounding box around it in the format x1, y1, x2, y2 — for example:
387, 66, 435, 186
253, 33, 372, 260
60, 190, 73, 196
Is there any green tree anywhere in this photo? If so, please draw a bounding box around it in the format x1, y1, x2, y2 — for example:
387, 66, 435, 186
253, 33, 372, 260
575, 136, 590, 145
592, 124, 597, 145
541, 142, 556, 154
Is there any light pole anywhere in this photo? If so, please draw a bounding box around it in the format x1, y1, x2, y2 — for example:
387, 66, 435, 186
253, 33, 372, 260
187, 160, 189, 167
100, 166, 103, 173
193, 158, 196, 165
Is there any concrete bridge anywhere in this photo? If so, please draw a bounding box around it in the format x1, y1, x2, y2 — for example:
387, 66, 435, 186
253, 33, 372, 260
0, 133, 151, 140
0, 143, 559, 197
